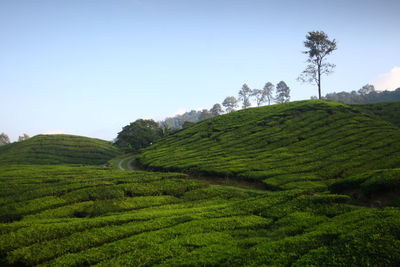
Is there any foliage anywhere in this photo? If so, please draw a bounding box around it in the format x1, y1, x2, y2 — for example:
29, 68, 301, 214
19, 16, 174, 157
160, 109, 214, 130
358, 83, 376, 95
222, 96, 239, 113
18, 133, 30, 142
262, 82, 275, 106
275, 81, 290, 103
298, 31, 337, 99
238, 83, 252, 109
210, 103, 223, 116
115, 119, 162, 152
325, 87, 400, 103
0, 134, 120, 165
0, 133, 10, 145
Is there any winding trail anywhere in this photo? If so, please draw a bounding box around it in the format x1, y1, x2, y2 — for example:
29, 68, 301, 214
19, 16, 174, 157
118, 156, 136, 171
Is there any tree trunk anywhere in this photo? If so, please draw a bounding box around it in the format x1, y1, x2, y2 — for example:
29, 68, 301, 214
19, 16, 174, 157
318, 65, 321, 99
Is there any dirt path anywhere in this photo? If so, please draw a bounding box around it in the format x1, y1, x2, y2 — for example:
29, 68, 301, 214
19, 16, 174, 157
118, 156, 136, 170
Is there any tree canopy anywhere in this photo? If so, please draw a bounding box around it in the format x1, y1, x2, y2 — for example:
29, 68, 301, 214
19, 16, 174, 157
275, 81, 290, 103
222, 96, 239, 113
238, 83, 252, 109
115, 119, 162, 152
0, 133, 10, 145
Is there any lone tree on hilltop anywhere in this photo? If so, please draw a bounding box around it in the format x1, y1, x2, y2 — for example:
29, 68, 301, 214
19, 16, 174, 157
275, 81, 290, 104
222, 96, 238, 113
298, 31, 337, 99
238, 83, 252, 109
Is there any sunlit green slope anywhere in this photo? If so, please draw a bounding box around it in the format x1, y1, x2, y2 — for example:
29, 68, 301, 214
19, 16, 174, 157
0, 134, 120, 165
138, 100, 400, 190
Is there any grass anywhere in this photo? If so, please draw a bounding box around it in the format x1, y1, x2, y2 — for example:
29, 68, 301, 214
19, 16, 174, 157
138, 100, 400, 191
0, 134, 120, 165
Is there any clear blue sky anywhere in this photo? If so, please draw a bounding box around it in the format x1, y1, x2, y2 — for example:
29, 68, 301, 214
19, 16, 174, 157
1, 0, 399, 141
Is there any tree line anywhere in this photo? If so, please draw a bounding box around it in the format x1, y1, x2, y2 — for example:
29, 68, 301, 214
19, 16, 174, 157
321, 84, 400, 103
160, 80, 291, 131
224, 80, 291, 111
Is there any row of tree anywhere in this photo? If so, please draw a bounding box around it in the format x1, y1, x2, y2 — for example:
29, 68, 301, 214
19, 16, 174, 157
157, 81, 291, 131
211, 81, 291, 116
236, 81, 291, 109
0, 133, 30, 145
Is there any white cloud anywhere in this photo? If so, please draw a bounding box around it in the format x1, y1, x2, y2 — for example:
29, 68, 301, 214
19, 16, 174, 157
372, 66, 400, 91
43, 130, 66, 135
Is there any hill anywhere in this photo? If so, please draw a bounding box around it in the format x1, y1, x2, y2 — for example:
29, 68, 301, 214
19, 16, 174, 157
0, 134, 120, 165
1, 101, 400, 266
138, 100, 400, 192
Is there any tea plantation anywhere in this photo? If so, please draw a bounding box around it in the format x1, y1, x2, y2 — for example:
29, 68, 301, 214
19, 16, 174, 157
0, 100, 400, 266
0, 134, 120, 165
139, 100, 400, 191
1, 165, 400, 266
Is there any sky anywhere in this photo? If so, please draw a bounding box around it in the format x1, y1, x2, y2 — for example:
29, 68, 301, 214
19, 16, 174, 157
1, 0, 400, 141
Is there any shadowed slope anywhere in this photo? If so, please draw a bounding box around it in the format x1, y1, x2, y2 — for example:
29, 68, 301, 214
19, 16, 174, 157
0, 134, 120, 165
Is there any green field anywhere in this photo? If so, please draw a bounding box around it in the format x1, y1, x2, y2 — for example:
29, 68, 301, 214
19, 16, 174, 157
138, 100, 400, 191
0, 134, 120, 165
1, 165, 400, 266
1, 100, 400, 266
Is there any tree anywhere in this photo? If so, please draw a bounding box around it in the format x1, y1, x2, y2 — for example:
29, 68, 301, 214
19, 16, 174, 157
222, 96, 238, 113
298, 31, 337, 99
0, 133, 10, 145
251, 89, 264, 107
358, 84, 376, 95
238, 83, 252, 109
210, 103, 223, 116
18, 133, 30, 142
115, 119, 162, 152
159, 122, 174, 137
275, 81, 290, 104
252, 82, 275, 106
198, 109, 213, 121
263, 82, 274, 105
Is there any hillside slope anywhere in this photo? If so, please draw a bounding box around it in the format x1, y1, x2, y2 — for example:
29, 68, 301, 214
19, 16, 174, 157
138, 100, 400, 190
0, 134, 120, 165
352, 101, 400, 127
